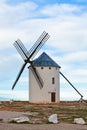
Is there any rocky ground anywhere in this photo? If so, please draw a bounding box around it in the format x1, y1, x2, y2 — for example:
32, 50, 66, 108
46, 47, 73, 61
0, 101, 87, 130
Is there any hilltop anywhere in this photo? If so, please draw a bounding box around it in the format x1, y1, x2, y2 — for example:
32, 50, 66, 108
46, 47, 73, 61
0, 101, 87, 124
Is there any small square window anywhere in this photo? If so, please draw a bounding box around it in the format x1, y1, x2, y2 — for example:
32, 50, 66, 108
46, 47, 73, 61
41, 67, 44, 69
52, 77, 55, 84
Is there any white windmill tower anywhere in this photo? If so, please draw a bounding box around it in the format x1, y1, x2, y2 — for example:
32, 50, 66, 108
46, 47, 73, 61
29, 52, 61, 103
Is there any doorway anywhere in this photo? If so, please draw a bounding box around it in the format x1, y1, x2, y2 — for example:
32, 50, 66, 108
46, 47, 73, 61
51, 92, 56, 102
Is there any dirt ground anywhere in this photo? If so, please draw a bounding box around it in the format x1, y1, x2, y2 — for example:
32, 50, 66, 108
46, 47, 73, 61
0, 121, 87, 130
0, 101, 87, 130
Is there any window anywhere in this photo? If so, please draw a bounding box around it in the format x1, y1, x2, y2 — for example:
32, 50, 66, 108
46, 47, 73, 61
52, 77, 55, 84
41, 66, 43, 69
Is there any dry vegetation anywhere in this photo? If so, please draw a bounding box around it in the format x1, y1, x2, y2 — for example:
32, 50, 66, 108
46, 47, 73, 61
0, 101, 87, 124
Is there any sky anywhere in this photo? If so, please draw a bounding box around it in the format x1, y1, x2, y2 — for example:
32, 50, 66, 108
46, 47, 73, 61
0, 0, 87, 101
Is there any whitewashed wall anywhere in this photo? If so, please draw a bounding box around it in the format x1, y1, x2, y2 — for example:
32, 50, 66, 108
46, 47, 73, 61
29, 66, 60, 103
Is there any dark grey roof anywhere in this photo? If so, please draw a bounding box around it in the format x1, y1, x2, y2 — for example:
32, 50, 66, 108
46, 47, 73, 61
33, 52, 61, 68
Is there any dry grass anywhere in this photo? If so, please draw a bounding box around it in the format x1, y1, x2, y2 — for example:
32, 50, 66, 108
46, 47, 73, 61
0, 101, 87, 124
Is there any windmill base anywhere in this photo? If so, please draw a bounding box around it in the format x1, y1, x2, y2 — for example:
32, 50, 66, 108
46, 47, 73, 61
29, 101, 60, 104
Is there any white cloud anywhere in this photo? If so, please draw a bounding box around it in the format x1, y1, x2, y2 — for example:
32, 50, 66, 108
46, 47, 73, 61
41, 4, 82, 17
60, 88, 87, 100
0, 1, 87, 52
58, 51, 87, 64
0, 1, 38, 25
73, 69, 87, 76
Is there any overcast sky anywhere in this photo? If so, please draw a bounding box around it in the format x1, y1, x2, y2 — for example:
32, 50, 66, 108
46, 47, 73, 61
0, 0, 87, 101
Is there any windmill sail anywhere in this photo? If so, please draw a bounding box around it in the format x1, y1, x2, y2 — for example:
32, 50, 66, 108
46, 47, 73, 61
14, 39, 28, 61
30, 65, 43, 89
12, 62, 27, 90
12, 31, 50, 90
28, 31, 50, 60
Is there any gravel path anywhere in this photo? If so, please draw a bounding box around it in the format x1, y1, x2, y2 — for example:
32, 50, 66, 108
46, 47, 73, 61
0, 111, 87, 130
0, 123, 87, 130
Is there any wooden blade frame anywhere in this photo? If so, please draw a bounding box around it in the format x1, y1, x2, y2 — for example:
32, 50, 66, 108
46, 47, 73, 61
14, 39, 28, 61
59, 71, 83, 101
30, 65, 43, 89
28, 31, 50, 60
12, 31, 50, 89
12, 63, 27, 90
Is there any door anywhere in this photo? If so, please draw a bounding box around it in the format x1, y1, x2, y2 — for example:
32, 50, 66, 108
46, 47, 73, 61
51, 92, 56, 102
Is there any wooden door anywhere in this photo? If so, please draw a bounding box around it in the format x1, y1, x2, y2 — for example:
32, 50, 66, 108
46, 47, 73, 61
51, 92, 56, 102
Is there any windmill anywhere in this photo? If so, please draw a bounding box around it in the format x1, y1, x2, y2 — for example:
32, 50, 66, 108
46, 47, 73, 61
12, 31, 50, 90
29, 51, 84, 102
12, 31, 84, 102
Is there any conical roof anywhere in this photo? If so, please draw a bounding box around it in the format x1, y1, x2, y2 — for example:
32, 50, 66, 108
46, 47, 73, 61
33, 52, 61, 68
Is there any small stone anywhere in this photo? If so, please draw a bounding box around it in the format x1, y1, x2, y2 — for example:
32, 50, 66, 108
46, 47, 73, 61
12, 116, 29, 123
48, 114, 58, 124
74, 118, 85, 125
